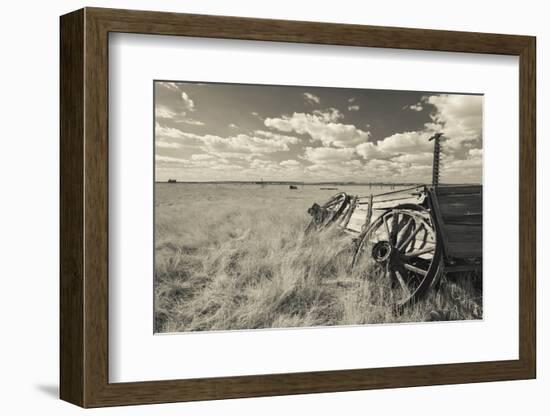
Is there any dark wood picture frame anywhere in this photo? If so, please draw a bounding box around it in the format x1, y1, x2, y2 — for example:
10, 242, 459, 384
60, 7, 536, 408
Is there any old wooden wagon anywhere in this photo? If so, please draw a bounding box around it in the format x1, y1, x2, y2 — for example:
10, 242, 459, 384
307, 133, 482, 307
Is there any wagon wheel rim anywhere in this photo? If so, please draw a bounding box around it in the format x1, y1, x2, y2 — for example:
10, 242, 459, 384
321, 193, 351, 227
351, 208, 442, 307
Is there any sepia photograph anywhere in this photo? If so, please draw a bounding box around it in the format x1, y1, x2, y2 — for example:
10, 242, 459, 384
154, 81, 483, 333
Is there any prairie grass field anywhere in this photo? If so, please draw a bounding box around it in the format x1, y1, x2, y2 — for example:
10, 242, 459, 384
154, 183, 482, 333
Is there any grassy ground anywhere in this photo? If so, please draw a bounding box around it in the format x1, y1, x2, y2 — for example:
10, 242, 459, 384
154, 183, 482, 333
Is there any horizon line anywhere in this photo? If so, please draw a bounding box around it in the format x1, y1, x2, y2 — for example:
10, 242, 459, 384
155, 180, 481, 185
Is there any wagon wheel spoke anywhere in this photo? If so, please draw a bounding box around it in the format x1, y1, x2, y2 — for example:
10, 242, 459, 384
393, 268, 411, 297
417, 224, 429, 249
395, 217, 412, 246
323, 194, 345, 209
383, 215, 391, 240
397, 219, 421, 251
389, 212, 399, 246
396, 215, 417, 249
324, 199, 341, 209
404, 246, 435, 258
395, 215, 410, 234
402, 262, 428, 276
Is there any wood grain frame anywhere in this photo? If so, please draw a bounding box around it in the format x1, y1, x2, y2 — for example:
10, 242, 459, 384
60, 7, 536, 408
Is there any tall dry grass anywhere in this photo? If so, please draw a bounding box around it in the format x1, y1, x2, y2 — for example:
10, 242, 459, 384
154, 184, 482, 333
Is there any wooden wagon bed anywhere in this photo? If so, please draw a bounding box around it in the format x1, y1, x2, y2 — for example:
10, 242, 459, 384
340, 184, 482, 261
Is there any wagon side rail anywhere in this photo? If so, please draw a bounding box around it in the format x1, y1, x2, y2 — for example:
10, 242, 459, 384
344, 185, 428, 234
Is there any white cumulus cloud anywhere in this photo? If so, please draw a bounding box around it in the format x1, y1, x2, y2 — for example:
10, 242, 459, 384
265, 108, 370, 148
181, 91, 195, 111
424, 94, 483, 149
303, 146, 356, 163
279, 159, 301, 168
303, 92, 320, 105
198, 131, 298, 155
156, 105, 177, 119
156, 141, 182, 149
158, 82, 179, 91
404, 103, 423, 112
177, 118, 205, 126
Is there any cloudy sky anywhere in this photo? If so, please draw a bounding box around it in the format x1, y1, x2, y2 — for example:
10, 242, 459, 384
155, 81, 482, 183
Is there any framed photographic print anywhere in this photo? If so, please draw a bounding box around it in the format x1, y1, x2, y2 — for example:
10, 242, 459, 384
60, 7, 536, 408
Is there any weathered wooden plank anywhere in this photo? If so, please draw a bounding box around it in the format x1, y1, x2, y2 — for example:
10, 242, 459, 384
442, 214, 483, 225
446, 241, 483, 258
438, 194, 481, 211
357, 185, 424, 200
436, 185, 482, 195
437, 192, 482, 198
437, 193, 481, 204
441, 224, 482, 243
346, 217, 367, 233
441, 211, 482, 222
370, 198, 424, 210
445, 263, 482, 273
346, 208, 387, 233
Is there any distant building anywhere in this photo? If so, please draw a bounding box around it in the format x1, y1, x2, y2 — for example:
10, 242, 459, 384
168, 179, 177, 183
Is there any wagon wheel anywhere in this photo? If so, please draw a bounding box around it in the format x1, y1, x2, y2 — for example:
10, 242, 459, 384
322, 193, 352, 225
351, 206, 443, 308
306, 192, 351, 232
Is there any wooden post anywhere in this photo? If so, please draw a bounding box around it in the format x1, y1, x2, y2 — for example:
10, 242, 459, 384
361, 194, 374, 233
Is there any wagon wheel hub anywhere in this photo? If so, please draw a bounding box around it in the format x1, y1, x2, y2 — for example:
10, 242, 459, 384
372, 241, 393, 263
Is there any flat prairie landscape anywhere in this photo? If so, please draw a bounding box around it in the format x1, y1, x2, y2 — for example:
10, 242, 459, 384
154, 183, 482, 333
